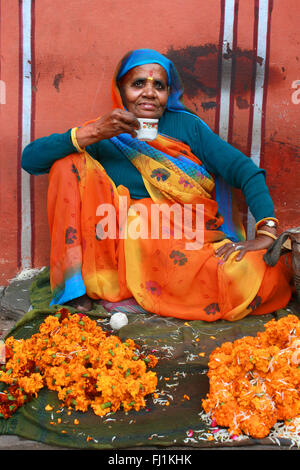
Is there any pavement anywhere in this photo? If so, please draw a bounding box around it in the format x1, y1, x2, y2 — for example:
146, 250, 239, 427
0, 270, 298, 452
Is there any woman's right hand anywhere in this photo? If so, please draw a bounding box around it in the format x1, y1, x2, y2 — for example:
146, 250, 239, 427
76, 109, 140, 148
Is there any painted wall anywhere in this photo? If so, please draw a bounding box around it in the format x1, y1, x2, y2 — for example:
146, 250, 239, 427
0, 0, 299, 285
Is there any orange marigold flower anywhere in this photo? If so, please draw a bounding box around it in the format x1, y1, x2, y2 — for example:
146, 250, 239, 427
0, 310, 158, 419
202, 315, 300, 439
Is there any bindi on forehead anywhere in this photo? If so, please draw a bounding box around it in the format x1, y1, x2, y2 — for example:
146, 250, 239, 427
132, 64, 167, 81
147, 70, 155, 81
119, 64, 169, 89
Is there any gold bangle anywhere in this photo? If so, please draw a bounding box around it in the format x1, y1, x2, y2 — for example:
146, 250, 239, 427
256, 230, 277, 240
71, 127, 85, 153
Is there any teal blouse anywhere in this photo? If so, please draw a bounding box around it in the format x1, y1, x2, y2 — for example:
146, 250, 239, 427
21, 110, 275, 222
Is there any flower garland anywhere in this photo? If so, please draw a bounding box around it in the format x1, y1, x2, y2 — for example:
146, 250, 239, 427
0, 308, 158, 419
202, 314, 300, 439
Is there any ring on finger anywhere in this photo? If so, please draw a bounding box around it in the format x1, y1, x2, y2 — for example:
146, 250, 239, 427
234, 244, 244, 251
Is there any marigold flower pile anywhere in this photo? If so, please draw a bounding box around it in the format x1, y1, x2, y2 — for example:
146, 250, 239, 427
202, 315, 300, 439
0, 308, 158, 419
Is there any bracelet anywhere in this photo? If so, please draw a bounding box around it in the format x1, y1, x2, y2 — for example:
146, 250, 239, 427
71, 127, 85, 153
256, 230, 277, 241
255, 217, 279, 233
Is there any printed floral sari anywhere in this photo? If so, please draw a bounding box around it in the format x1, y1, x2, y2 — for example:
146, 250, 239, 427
47, 49, 292, 321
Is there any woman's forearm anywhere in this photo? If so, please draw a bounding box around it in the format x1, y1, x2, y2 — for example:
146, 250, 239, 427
241, 171, 275, 221
197, 122, 275, 222
21, 129, 76, 174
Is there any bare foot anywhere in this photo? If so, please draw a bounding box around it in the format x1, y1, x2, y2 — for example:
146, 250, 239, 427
65, 294, 93, 312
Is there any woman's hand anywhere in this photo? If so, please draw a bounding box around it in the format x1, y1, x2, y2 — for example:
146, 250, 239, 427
215, 234, 275, 262
76, 109, 140, 148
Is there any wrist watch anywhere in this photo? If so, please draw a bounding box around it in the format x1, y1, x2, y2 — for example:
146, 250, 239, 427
262, 220, 277, 228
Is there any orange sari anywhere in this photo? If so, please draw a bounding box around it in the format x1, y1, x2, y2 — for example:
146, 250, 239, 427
47, 52, 292, 321
47, 144, 292, 321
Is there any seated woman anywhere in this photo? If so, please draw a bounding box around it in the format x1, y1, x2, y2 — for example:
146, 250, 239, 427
21, 48, 296, 321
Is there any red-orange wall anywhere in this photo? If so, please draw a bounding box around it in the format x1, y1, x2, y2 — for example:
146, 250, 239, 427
0, 0, 299, 285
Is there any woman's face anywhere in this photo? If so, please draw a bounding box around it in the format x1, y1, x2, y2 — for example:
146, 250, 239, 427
119, 63, 170, 119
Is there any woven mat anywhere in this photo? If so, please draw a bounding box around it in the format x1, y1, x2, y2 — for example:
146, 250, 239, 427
0, 268, 298, 449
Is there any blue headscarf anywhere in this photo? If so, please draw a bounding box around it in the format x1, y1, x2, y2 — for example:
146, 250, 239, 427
116, 49, 191, 114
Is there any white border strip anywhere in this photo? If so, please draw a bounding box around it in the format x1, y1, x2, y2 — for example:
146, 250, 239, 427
21, 0, 32, 268
247, 0, 269, 239
250, 0, 269, 167
218, 0, 235, 141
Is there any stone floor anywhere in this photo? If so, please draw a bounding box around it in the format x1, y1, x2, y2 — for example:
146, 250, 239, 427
0, 272, 297, 451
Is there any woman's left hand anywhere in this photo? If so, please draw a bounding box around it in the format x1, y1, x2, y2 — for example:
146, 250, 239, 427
215, 234, 275, 262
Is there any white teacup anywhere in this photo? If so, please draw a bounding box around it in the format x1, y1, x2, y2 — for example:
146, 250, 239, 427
136, 118, 158, 141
